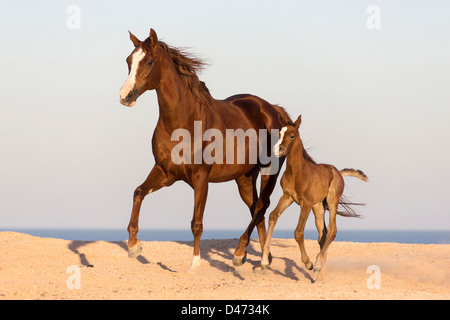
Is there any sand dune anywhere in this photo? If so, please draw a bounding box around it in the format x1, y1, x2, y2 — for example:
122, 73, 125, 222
0, 231, 448, 300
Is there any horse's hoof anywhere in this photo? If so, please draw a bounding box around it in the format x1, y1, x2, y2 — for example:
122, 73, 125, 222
306, 261, 314, 271
186, 255, 201, 274
260, 263, 269, 270
313, 271, 324, 284
128, 240, 142, 258
233, 251, 247, 267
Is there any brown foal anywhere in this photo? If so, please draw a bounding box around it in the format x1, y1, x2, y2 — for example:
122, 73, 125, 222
260, 115, 368, 282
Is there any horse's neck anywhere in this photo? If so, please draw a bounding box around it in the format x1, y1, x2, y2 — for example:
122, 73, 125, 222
155, 55, 204, 132
156, 71, 188, 130
286, 137, 307, 174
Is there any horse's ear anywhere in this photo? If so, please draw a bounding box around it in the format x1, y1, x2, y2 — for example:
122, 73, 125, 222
149, 28, 158, 50
294, 115, 302, 128
129, 31, 141, 47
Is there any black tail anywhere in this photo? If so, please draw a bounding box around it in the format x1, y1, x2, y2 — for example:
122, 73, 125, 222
338, 195, 364, 218
323, 196, 364, 218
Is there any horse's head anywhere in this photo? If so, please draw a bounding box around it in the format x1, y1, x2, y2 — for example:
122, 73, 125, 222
273, 115, 302, 157
120, 29, 162, 107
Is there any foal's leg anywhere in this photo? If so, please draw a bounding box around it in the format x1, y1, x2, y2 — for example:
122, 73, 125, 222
313, 202, 337, 282
295, 202, 313, 270
312, 202, 327, 249
313, 172, 344, 282
261, 193, 293, 269
187, 170, 209, 272
127, 164, 173, 258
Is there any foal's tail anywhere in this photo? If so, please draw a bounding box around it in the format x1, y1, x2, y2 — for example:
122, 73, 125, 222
337, 197, 364, 218
323, 197, 364, 218
340, 168, 369, 182
328, 168, 368, 218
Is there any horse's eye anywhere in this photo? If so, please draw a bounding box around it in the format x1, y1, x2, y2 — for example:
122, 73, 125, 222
290, 135, 295, 139
147, 60, 154, 66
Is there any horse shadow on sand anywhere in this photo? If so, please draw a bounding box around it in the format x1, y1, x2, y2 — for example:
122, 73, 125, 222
67, 240, 177, 273
175, 238, 314, 282
67, 238, 313, 282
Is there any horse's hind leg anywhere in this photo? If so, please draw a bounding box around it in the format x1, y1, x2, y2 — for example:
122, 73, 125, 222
313, 173, 343, 282
233, 165, 282, 266
312, 202, 327, 249
235, 169, 271, 262
127, 164, 172, 258
313, 202, 337, 282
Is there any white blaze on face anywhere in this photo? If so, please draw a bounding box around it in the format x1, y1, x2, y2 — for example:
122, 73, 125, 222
120, 48, 146, 103
273, 126, 287, 157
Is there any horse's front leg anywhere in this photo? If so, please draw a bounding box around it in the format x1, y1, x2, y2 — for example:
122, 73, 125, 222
187, 170, 209, 273
261, 193, 293, 269
295, 203, 313, 270
127, 164, 173, 258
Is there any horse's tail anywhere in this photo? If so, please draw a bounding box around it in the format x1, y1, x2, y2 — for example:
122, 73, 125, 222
337, 196, 364, 218
334, 169, 368, 217
340, 168, 369, 182
333, 169, 367, 218
323, 196, 363, 218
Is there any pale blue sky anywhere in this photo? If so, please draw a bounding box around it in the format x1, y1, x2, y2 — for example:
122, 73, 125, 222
1, 1, 449, 232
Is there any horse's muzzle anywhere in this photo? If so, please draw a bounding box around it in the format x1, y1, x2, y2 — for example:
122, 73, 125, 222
120, 97, 136, 107
119, 88, 138, 107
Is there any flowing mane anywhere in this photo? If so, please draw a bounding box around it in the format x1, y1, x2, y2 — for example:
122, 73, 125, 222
143, 38, 213, 108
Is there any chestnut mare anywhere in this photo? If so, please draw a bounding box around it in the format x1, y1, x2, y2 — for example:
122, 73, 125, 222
260, 115, 368, 282
119, 29, 312, 271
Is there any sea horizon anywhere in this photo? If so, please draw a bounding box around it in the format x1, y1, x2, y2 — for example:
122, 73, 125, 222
2, 228, 449, 245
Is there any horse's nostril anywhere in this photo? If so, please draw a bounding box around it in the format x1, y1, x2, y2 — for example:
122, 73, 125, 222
126, 91, 133, 99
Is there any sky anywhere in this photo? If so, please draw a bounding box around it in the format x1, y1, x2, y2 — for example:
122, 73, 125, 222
0, 1, 449, 233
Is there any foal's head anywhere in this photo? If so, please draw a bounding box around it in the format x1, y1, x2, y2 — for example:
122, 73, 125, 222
120, 29, 162, 107
273, 115, 302, 158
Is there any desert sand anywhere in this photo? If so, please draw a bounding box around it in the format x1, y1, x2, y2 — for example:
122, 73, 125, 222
0, 231, 448, 300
